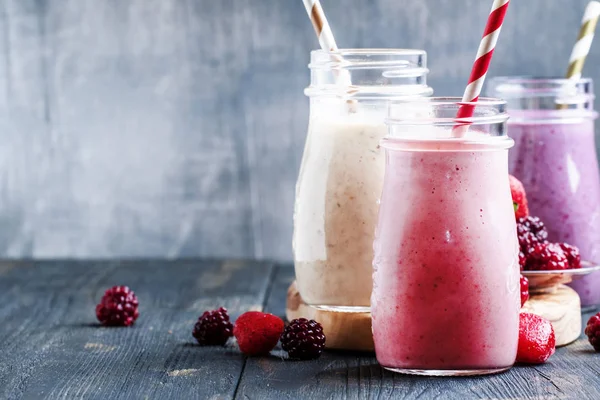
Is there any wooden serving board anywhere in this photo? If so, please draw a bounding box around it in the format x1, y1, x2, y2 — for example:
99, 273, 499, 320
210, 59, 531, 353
286, 281, 374, 351
522, 284, 581, 347
287, 281, 581, 351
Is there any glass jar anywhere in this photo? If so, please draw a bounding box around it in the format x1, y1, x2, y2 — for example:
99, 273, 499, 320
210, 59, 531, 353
372, 98, 520, 376
293, 49, 432, 312
488, 77, 600, 309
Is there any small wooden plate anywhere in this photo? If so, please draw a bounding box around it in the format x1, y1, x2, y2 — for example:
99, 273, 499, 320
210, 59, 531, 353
523, 284, 581, 347
286, 281, 581, 351
286, 281, 374, 351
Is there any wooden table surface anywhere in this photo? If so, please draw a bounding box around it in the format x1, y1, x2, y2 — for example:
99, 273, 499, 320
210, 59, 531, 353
1, 260, 600, 400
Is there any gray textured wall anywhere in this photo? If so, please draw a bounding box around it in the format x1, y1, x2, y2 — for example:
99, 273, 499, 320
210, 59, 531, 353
1, 0, 599, 260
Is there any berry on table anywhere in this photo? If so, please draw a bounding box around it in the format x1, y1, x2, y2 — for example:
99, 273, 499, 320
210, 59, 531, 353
233, 311, 285, 356
192, 307, 233, 346
525, 242, 569, 271
281, 318, 326, 360
517, 313, 555, 364
585, 313, 600, 352
96, 286, 139, 327
520, 275, 529, 307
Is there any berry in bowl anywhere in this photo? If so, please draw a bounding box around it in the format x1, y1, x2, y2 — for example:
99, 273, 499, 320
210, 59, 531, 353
517, 217, 599, 293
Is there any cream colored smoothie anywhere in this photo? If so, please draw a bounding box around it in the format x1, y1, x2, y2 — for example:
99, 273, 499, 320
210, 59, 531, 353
293, 49, 432, 311
293, 108, 386, 308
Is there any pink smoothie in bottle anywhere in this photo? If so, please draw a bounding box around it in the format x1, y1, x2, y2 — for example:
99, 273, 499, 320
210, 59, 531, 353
372, 99, 520, 375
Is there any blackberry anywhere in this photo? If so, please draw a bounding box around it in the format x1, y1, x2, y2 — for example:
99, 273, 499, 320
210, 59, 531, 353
517, 216, 548, 240
193, 307, 233, 346
559, 243, 582, 269
520, 275, 529, 307
585, 313, 600, 352
96, 286, 139, 327
281, 318, 326, 360
525, 243, 569, 271
517, 216, 548, 256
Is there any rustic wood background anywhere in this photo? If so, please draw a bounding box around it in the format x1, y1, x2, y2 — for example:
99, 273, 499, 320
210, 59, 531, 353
1, 0, 599, 260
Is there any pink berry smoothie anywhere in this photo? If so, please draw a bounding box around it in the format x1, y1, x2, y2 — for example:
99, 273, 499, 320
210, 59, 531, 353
508, 113, 600, 307
372, 138, 520, 373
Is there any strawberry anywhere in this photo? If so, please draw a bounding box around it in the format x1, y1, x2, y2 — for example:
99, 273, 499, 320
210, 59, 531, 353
509, 175, 529, 220
233, 311, 284, 356
517, 313, 555, 364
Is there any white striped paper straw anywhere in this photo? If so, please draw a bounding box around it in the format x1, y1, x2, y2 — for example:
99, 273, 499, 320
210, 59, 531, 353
566, 1, 600, 80
302, 0, 353, 88
303, 0, 338, 52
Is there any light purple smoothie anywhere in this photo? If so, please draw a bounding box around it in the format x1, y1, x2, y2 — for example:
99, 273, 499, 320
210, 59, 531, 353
508, 111, 600, 307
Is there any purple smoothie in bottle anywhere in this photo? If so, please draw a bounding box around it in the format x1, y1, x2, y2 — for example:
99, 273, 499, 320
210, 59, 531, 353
509, 117, 600, 306
489, 77, 600, 308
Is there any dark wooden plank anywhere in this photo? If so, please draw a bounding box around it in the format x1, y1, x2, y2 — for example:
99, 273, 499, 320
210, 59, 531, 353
0, 260, 274, 400
236, 264, 600, 399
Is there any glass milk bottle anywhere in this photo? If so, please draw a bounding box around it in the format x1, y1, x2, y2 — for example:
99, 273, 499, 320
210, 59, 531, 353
293, 49, 432, 312
372, 98, 520, 375
489, 77, 600, 309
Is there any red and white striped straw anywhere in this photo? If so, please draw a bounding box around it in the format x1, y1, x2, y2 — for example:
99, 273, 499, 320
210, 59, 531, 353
454, 0, 510, 134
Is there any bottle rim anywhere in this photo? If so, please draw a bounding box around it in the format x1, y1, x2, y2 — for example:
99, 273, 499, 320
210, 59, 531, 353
487, 76, 597, 122
489, 76, 593, 99
308, 48, 428, 70
384, 97, 512, 150
489, 75, 592, 88
306, 48, 431, 99
386, 97, 509, 126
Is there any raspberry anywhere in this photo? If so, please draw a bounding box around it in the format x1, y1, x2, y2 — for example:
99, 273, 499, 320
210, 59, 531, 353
192, 308, 233, 346
525, 242, 569, 271
517, 313, 556, 364
516, 216, 548, 256
518, 252, 527, 270
585, 313, 600, 351
233, 312, 285, 356
96, 286, 139, 327
559, 243, 582, 269
520, 275, 529, 307
281, 318, 326, 360
509, 175, 529, 219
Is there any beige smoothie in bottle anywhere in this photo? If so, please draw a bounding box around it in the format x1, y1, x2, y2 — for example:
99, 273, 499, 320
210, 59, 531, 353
294, 108, 386, 309
293, 49, 432, 311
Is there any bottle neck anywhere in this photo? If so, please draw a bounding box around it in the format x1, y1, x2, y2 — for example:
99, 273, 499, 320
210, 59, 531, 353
305, 49, 432, 100
385, 97, 512, 150
488, 76, 597, 123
